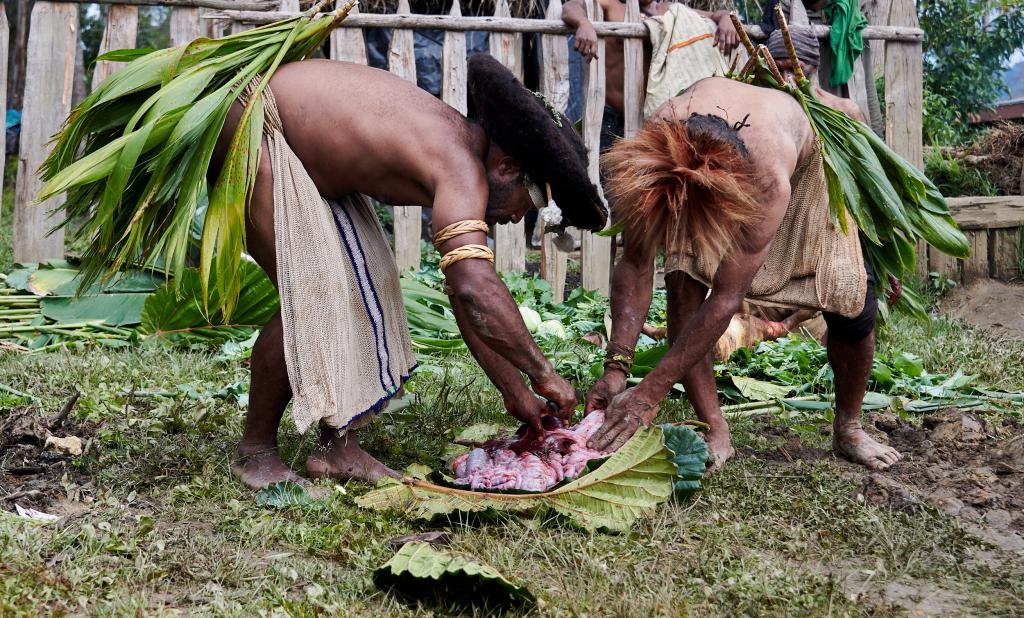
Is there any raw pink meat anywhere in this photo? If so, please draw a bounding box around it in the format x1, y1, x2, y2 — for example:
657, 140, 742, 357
451, 412, 611, 492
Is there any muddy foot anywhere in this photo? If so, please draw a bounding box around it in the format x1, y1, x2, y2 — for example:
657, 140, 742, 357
232, 445, 306, 489
306, 430, 399, 483
704, 428, 736, 476
834, 424, 903, 470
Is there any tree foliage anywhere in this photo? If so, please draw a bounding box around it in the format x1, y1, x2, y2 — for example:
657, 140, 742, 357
919, 0, 1024, 144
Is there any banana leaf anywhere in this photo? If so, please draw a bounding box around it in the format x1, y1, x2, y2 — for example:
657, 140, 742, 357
38, 1, 357, 320
730, 27, 969, 319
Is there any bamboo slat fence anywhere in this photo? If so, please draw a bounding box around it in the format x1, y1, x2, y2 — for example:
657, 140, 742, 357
6, 0, 1022, 301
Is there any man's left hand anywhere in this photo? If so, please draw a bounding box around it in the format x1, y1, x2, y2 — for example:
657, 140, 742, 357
588, 388, 659, 452
714, 15, 740, 54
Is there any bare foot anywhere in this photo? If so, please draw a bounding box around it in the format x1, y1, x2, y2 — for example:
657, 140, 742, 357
306, 429, 399, 483
833, 422, 902, 470
703, 427, 736, 476
232, 445, 306, 489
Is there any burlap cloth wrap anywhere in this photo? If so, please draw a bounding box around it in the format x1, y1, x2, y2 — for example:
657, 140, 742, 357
239, 79, 416, 434
664, 140, 868, 318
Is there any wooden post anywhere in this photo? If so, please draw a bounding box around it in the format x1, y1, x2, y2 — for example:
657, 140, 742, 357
622, 0, 643, 136
991, 229, 1021, 281
539, 0, 569, 302
928, 246, 958, 281
330, 2, 365, 63
389, 0, 421, 272
490, 0, 526, 273
883, 0, 922, 169
13, 2, 78, 263
961, 230, 988, 283
580, 0, 610, 295
170, 7, 203, 47
0, 1, 8, 221
441, 2, 467, 115
9, 0, 29, 110
278, 0, 299, 11
92, 4, 139, 89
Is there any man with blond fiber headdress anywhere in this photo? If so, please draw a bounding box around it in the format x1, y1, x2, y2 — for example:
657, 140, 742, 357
583, 64, 902, 473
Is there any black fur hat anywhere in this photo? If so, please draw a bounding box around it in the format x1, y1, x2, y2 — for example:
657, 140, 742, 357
467, 53, 607, 231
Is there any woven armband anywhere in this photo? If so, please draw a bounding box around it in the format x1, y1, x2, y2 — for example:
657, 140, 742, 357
603, 342, 635, 375
439, 244, 495, 273
432, 220, 490, 249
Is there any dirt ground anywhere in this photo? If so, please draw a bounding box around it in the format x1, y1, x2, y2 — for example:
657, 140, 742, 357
940, 280, 1024, 340
747, 409, 1024, 546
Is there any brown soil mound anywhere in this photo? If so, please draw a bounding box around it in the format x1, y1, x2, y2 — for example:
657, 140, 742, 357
940, 280, 1024, 340
1, 399, 95, 516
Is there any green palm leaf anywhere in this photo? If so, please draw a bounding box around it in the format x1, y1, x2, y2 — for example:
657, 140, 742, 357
38, 1, 357, 318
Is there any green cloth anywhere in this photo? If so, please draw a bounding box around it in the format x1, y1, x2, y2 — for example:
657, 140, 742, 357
825, 0, 868, 88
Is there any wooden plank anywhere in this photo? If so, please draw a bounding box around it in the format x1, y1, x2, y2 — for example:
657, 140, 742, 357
961, 230, 988, 283
222, 11, 923, 41
389, 0, 421, 272
947, 196, 1024, 230
277, 0, 299, 11
92, 4, 138, 89
0, 1, 8, 221
846, 54, 870, 120
490, 0, 526, 273
441, 2, 467, 115
928, 245, 958, 279
864, 0, 892, 80
539, 0, 569, 302
622, 0, 643, 136
580, 0, 611, 295
66, 0, 279, 9
13, 2, 78, 263
991, 228, 1021, 281
329, 2, 366, 63
883, 0, 922, 169
170, 7, 203, 47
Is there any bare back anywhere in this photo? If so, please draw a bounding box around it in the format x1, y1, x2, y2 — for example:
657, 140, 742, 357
654, 77, 815, 196
212, 60, 486, 214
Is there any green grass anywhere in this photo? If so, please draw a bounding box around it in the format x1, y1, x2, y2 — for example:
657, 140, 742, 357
2, 316, 1024, 616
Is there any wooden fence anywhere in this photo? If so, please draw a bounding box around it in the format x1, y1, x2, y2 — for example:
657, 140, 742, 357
5, 0, 1022, 302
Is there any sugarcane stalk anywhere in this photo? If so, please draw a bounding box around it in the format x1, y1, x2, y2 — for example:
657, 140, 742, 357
730, 11, 755, 56
774, 5, 807, 86
0, 383, 35, 400
0, 309, 41, 317
721, 395, 818, 414
49, 327, 127, 340
757, 45, 786, 85
0, 321, 105, 335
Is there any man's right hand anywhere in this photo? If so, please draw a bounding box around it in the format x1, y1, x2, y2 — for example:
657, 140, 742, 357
574, 23, 599, 60
585, 369, 628, 414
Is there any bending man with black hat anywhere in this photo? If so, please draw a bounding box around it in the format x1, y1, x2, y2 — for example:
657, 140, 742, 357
210, 55, 606, 488
583, 74, 901, 473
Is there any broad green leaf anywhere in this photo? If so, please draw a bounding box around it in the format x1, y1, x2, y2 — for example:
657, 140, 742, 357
25, 268, 79, 296
356, 425, 677, 532
40, 294, 149, 327
893, 352, 924, 378
731, 376, 793, 401
453, 423, 506, 444
374, 542, 535, 608
96, 48, 157, 63
139, 261, 278, 345
255, 481, 312, 508
660, 424, 707, 499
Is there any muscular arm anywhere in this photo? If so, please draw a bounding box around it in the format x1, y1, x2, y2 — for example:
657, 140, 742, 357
562, 0, 598, 60
607, 229, 659, 369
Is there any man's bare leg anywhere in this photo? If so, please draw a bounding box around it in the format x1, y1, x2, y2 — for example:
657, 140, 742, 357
828, 332, 902, 470
667, 272, 735, 473
232, 312, 306, 489
306, 425, 400, 483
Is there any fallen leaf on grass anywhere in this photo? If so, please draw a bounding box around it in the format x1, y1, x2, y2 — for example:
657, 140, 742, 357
255, 481, 312, 508
356, 425, 680, 532
374, 541, 534, 608
731, 376, 794, 401
14, 504, 60, 522
44, 435, 83, 456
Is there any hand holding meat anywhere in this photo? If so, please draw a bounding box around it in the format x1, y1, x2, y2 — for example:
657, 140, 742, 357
504, 394, 552, 435
585, 370, 628, 414
530, 373, 577, 422
588, 388, 658, 452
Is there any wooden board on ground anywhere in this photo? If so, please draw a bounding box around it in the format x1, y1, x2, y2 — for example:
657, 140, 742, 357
389, 0, 421, 272
13, 2, 78, 263
962, 230, 989, 283
539, 0, 569, 302
490, 0, 526, 273
991, 228, 1022, 282
948, 196, 1024, 230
